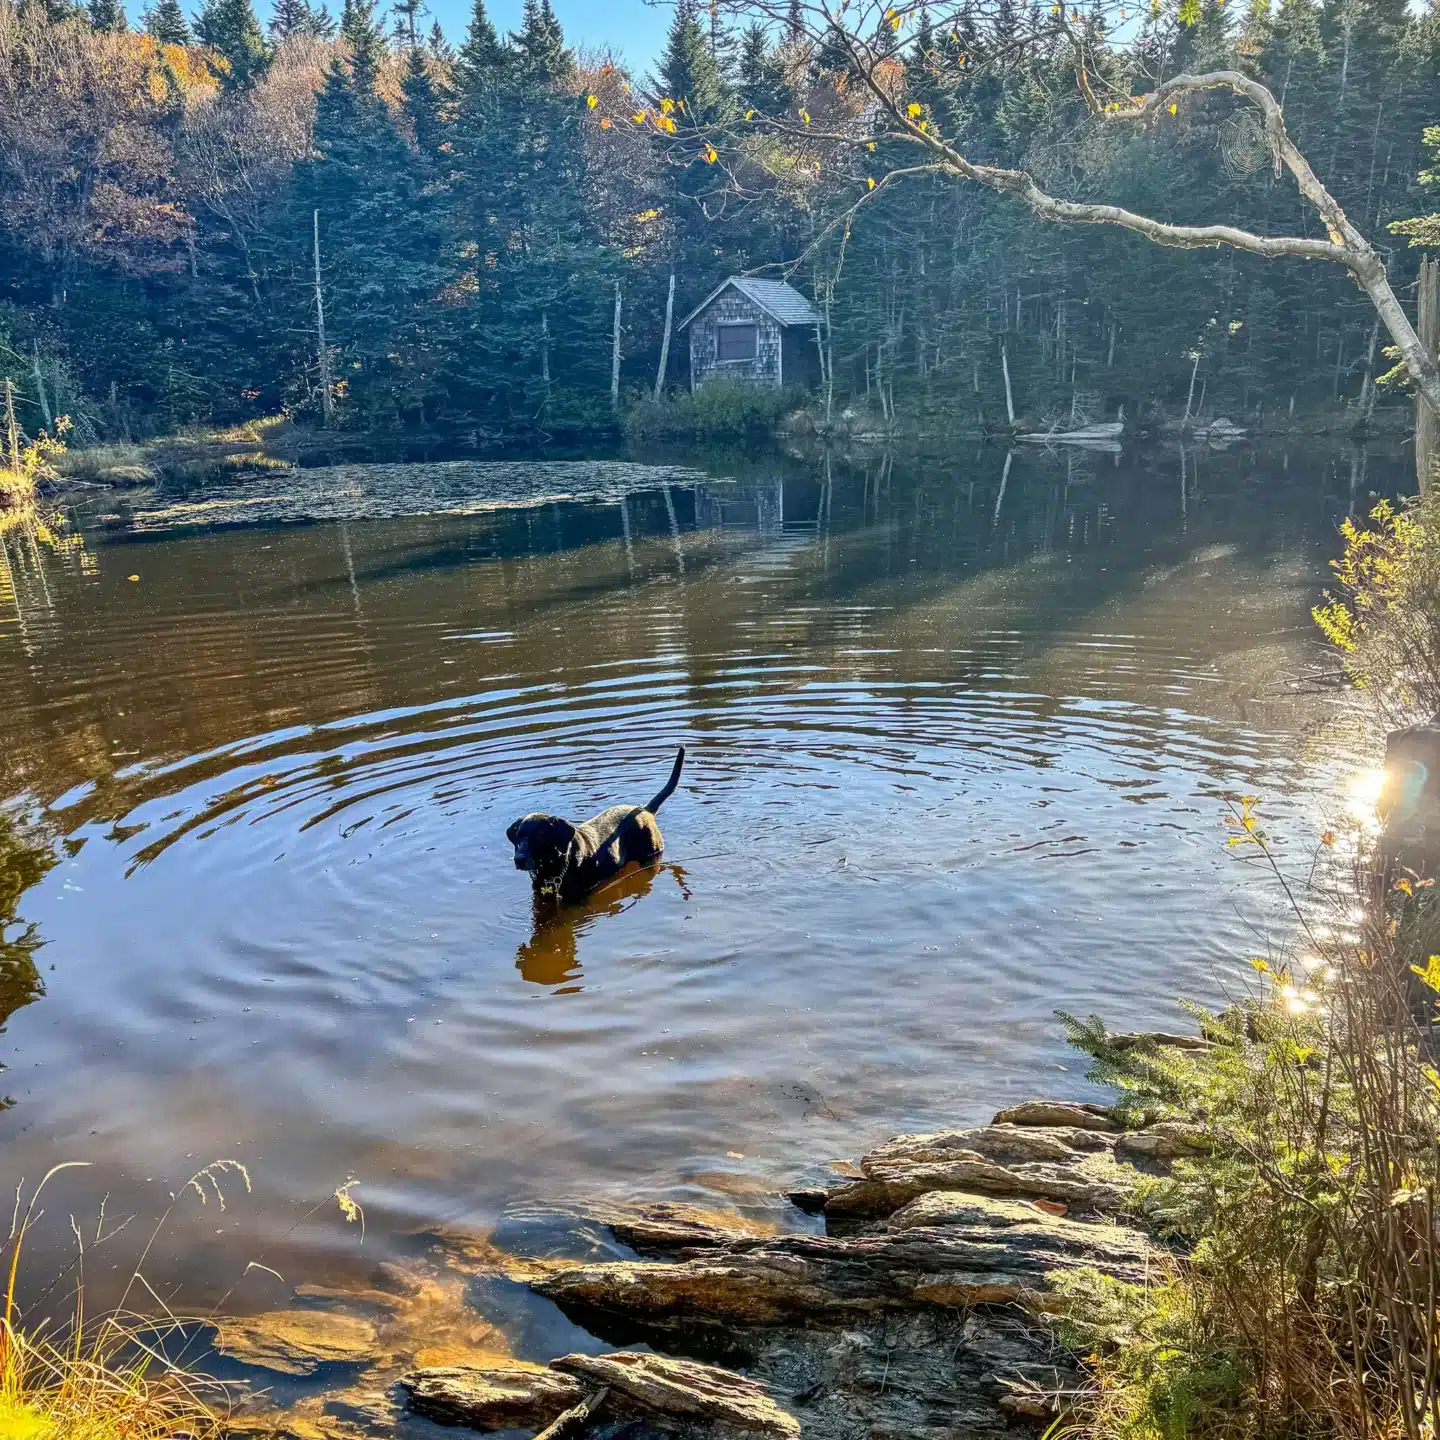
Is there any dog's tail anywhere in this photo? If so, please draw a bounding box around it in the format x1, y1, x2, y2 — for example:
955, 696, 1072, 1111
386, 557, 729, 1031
647, 746, 686, 813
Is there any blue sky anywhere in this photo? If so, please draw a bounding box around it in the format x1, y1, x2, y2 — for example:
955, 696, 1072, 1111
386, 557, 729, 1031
225, 0, 671, 71
421, 0, 671, 67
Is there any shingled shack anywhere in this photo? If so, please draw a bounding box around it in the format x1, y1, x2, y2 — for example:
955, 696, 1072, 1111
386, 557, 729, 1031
679, 278, 822, 391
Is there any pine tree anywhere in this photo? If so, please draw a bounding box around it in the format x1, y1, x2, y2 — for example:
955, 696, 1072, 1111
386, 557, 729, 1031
289, 9, 448, 421
401, 45, 448, 161
455, 0, 504, 77
195, 0, 270, 87
87, 0, 128, 30
340, 0, 386, 93
737, 21, 787, 114
143, 0, 191, 43
511, 0, 571, 82
426, 17, 452, 59
305, 2, 337, 36
392, 0, 421, 46
268, 0, 313, 39
655, 0, 727, 119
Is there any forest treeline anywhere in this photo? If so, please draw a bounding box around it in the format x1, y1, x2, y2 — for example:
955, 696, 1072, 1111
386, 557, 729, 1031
2, 0, 1440, 439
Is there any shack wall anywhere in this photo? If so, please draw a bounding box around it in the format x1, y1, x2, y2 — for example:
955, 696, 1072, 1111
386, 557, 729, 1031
688, 293, 784, 389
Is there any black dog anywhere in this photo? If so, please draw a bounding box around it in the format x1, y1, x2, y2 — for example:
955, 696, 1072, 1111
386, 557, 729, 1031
506, 747, 686, 902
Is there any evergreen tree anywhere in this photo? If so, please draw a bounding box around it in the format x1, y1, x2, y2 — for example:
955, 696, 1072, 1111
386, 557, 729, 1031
455, 0, 504, 76
268, 0, 314, 39
426, 17, 452, 59
340, 0, 386, 93
511, 0, 571, 82
195, 0, 270, 87
87, 0, 128, 30
289, 5, 448, 421
305, 2, 337, 36
392, 0, 421, 46
656, 0, 727, 118
401, 45, 448, 161
143, 0, 191, 43
737, 20, 787, 113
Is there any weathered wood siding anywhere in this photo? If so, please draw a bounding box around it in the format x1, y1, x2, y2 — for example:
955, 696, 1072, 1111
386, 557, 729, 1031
688, 293, 783, 389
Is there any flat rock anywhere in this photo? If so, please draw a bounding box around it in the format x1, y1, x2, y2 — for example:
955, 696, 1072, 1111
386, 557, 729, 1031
211, 1310, 380, 1376
607, 1204, 779, 1255
399, 1363, 582, 1430
1115, 1120, 1212, 1160
553, 1352, 800, 1437
1106, 1030, 1212, 1052
534, 1206, 1159, 1328
992, 1100, 1119, 1131
804, 1124, 1134, 1219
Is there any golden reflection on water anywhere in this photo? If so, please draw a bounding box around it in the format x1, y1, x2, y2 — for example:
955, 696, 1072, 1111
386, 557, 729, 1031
516, 864, 689, 988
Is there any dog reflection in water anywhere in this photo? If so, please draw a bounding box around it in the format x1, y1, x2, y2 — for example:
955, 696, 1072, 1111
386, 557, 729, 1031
516, 862, 691, 987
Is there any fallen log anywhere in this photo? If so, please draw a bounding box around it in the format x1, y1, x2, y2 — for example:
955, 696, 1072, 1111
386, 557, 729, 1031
533, 1387, 608, 1440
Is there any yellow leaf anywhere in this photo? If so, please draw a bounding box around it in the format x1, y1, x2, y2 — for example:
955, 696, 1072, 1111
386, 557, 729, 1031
867, 176, 876, 188
1250, 957, 1270, 973
632, 110, 647, 123
586, 93, 598, 108
907, 101, 922, 117
918, 119, 928, 132
660, 96, 675, 114
702, 143, 718, 162
1410, 955, 1440, 992
656, 114, 676, 133
866, 140, 876, 150
800, 108, 811, 124
1168, 102, 1177, 115
1320, 829, 1336, 847
885, 6, 901, 27
127, 574, 140, 582
745, 108, 756, 119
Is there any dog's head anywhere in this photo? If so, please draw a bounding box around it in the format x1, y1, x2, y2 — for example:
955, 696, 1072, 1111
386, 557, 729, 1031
505, 814, 577, 888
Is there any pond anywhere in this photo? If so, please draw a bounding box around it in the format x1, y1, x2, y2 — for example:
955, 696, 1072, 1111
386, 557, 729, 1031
0, 439, 1393, 1347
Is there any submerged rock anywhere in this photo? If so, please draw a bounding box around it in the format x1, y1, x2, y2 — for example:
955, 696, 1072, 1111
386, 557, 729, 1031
401, 1363, 582, 1430
211, 1310, 380, 1376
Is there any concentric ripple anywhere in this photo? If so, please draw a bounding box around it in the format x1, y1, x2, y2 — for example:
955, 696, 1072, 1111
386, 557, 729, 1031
0, 444, 1392, 1312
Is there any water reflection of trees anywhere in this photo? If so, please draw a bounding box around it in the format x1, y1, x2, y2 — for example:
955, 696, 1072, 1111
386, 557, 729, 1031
0, 812, 56, 1095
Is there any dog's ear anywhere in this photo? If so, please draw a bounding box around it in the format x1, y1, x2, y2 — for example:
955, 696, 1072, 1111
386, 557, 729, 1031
505, 819, 522, 844
546, 817, 577, 850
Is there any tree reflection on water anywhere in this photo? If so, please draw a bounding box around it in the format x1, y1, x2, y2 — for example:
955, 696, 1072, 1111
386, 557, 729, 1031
0, 811, 56, 1098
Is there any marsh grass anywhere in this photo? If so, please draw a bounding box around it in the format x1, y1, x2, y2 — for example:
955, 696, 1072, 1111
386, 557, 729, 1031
0, 1164, 236, 1440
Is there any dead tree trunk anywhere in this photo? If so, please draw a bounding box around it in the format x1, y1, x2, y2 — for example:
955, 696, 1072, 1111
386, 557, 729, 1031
655, 273, 676, 402
1183, 351, 1201, 427
1361, 316, 1381, 422
1001, 341, 1015, 426
4, 379, 19, 479
31, 344, 51, 430
611, 282, 622, 411
312, 210, 333, 426
1418, 256, 1438, 493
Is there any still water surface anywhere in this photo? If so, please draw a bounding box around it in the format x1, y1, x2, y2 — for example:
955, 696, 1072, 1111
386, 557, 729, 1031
0, 441, 1391, 1320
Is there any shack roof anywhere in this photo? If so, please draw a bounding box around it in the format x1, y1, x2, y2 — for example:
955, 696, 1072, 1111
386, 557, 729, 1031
678, 278, 822, 331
